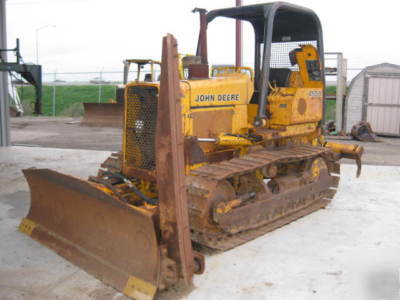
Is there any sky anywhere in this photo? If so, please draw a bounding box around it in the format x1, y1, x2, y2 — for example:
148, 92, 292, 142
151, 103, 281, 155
5, 0, 400, 80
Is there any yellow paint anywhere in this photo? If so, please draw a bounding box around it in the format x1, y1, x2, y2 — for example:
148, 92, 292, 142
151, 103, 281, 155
212, 66, 254, 81
137, 180, 156, 199
187, 162, 207, 172
97, 185, 114, 195
123, 275, 157, 300
217, 133, 253, 146
311, 137, 319, 146
295, 44, 323, 88
311, 159, 321, 178
231, 104, 249, 134
215, 199, 242, 214
268, 88, 322, 126
324, 141, 363, 157
255, 169, 264, 180
19, 218, 37, 236
182, 74, 253, 145
288, 71, 304, 88
264, 123, 318, 139
324, 141, 357, 154
121, 44, 330, 197
187, 73, 253, 107
247, 104, 258, 127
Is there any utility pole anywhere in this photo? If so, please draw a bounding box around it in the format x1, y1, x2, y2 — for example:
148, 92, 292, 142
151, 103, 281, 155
0, 0, 10, 146
235, 0, 242, 67
52, 70, 57, 116
98, 68, 103, 103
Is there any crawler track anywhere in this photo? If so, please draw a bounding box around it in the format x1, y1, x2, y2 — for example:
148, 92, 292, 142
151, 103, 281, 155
92, 145, 340, 251
187, 145, 340, 250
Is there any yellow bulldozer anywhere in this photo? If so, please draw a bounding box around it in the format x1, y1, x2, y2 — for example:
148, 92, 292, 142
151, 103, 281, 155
19, 2, 363, 299
81, 57, 195, 127
81, 59, 161, 127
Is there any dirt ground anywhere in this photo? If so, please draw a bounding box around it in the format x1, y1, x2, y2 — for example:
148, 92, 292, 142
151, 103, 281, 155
9, 116, 400, 166
10, 116, 122, 152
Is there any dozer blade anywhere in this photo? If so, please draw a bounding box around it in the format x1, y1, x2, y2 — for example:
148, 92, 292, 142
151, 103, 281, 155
81, 103, 123, 127
19, 168, 161, 300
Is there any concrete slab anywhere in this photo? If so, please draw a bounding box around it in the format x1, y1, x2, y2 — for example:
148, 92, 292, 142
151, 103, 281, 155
1, 146, 400, 300
0, 147, 124, 300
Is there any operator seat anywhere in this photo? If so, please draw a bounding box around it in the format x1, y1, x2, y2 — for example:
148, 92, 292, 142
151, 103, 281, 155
269, 68, 291, 87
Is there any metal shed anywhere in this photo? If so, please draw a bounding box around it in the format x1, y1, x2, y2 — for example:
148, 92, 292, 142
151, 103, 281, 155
344, 63, 400, 136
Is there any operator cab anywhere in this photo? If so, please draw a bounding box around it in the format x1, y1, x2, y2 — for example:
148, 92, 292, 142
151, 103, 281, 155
195, 2, 324, 126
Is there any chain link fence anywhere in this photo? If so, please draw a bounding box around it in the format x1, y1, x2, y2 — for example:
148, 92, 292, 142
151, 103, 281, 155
15, 68, 161, 116
13, 67, 362, 117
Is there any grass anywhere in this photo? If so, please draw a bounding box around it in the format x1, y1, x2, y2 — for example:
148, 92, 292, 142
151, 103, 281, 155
325, 99, 336, 121
326, 85, 336, 95
17, 85, 116, 116
325, 85, 336, 121
17, 84, 338, 120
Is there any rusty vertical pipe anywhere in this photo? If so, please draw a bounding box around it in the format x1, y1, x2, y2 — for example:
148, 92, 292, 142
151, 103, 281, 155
193, 8, 208, 64
200, 12, 208, 64
235, 0, 242, 67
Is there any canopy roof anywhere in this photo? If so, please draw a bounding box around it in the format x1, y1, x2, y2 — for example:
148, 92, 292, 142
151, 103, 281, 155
206, 2, 321, 42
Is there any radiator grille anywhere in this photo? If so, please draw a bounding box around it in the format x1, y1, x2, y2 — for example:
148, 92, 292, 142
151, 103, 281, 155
125, 86, 158, 171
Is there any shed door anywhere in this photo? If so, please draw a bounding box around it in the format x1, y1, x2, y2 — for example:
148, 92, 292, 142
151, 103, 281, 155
365, 75, 400, 136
